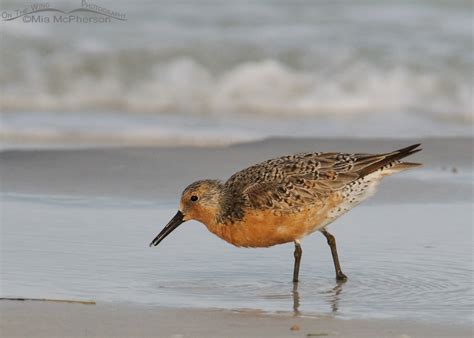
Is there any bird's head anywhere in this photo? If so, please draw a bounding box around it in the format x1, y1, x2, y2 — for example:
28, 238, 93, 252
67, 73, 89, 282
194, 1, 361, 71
149, 179, 224, 247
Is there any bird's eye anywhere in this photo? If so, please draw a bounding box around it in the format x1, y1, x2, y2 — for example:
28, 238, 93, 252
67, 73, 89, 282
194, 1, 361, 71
190, 195, 199, 202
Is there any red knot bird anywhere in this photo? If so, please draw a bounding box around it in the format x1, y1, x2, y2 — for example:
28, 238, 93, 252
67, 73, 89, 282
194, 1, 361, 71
150, 144, 422, 282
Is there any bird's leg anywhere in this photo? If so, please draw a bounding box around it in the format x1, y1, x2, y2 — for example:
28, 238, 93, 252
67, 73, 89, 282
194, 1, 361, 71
293, 240, 302, 283
320, 229, 347, 281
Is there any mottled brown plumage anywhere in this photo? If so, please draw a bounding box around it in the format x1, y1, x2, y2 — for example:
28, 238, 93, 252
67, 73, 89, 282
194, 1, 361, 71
150, 144, 422, 282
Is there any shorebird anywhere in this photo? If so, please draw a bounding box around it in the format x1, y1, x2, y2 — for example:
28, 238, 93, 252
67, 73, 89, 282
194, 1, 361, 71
150, 144, 421, 282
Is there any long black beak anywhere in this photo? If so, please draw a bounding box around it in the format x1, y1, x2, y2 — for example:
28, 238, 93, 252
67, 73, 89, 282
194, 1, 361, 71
149, 210, 185, 247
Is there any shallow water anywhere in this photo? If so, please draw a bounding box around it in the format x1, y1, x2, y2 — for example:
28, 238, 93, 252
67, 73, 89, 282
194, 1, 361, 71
1, 193, 472, 325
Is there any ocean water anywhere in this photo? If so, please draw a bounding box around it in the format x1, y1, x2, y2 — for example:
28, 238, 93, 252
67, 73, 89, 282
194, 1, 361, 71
0, 1, 473, 147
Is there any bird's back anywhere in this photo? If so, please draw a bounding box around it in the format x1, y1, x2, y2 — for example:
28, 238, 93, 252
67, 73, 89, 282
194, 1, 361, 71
222, 144, 422, 219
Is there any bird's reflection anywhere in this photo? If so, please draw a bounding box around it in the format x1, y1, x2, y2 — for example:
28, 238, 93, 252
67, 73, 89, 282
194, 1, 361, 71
292, 279, 346, 316
292, 282, 300, 315
329, 280, 345, 313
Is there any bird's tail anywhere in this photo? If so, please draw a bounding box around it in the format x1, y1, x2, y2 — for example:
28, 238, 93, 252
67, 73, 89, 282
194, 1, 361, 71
358, 144, 422, 177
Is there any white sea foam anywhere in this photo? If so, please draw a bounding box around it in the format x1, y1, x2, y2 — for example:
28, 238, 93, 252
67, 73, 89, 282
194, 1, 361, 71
1, 57, 471, 123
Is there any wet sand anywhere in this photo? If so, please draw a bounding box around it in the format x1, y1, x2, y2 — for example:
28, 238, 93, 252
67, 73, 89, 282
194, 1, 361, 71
0, 137, 472, 202
1, 137, 472, 337
1, 300, 472, 338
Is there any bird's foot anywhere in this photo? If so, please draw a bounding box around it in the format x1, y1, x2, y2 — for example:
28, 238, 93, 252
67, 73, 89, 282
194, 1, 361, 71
336, 272, 348, 281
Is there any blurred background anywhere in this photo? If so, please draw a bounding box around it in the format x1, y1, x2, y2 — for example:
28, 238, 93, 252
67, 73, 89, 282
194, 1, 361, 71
0, 0, 472, 147
1, 2, 473, 328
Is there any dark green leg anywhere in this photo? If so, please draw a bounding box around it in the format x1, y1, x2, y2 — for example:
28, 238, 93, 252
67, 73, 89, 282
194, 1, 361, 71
321, 229, 348, 281
293, 240, 302, 283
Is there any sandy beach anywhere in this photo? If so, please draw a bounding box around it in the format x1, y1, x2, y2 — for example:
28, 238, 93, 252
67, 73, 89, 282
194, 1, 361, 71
1, 137, 472, 337
1, 300, 472, 338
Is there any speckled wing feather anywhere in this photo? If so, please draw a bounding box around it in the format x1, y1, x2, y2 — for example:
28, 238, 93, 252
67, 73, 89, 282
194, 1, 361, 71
224, 144, 421, 212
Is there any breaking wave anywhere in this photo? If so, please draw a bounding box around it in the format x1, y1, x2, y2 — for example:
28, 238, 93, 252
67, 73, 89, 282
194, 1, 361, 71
1, 55, 471, 123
